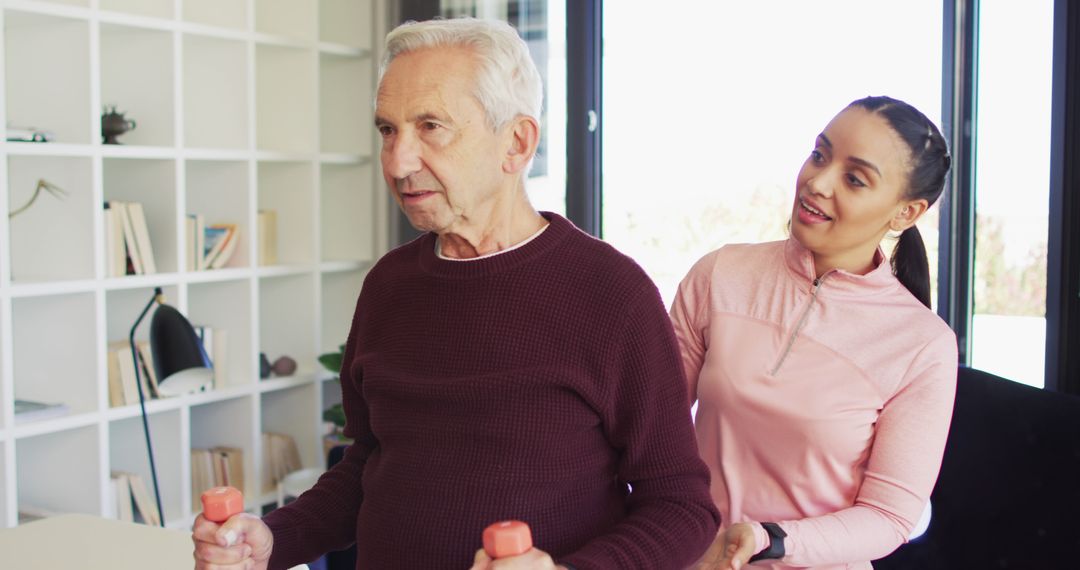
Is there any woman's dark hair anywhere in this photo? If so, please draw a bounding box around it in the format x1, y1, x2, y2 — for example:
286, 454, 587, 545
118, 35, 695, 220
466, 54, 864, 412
848, 96, 951, 309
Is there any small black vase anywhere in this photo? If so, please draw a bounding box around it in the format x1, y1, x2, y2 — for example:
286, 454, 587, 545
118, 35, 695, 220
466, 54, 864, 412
102, 106, 136, 144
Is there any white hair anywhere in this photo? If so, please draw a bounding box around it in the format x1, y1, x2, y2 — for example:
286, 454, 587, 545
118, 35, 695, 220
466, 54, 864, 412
379, 17, 543, 130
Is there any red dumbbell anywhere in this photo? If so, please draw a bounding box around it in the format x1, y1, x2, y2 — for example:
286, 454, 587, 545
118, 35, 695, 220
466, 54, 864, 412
483, 520, 533, 559
201, 486, 244, 523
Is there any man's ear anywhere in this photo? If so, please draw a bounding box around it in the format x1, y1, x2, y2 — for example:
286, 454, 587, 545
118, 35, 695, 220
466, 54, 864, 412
503, 115, 540, 175
890, 198, 930, 232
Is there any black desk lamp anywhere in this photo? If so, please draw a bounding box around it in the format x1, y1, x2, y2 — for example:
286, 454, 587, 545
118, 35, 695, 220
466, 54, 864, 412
130, 287, 214, 526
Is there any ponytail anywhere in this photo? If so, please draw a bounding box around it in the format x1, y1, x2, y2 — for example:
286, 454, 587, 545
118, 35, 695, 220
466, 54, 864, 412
891, 225, 931, 308
847, 95, 949, 310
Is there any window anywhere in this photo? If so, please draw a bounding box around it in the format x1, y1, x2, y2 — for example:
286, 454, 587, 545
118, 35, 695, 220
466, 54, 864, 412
602, 1, 943, 307
439, 0, 567, 216
969, 0, 1054, 387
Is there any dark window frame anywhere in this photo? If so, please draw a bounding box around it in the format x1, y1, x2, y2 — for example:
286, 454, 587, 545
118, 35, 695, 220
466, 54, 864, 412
937, 0, 978, 366
396, 0, 1079, 393
1046, 0, 1080, 393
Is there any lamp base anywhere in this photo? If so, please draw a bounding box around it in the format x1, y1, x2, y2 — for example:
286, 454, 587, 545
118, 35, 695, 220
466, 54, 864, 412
157, 368, 213, 397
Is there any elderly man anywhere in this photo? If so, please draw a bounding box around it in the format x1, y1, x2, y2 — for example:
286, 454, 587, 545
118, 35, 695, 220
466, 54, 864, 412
193, 17, 719, 570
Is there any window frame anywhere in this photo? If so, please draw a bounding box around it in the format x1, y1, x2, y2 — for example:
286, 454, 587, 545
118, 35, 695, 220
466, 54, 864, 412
394, 0, 1079, 394
1045, 0, 1080, 393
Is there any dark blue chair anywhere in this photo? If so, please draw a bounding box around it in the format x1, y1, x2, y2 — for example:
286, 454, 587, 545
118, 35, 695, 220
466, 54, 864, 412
874, 366, 1080, 568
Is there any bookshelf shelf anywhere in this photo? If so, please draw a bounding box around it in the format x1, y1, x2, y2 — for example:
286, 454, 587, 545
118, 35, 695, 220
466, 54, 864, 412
182, 0, 246, 31
11, 411, 99, 439
319, 259, 371, 274
96, 9, 175, 32
255, 264, 317, 279
4, 142, 95, 157
4, 1, 91, 19
0, 0, 387, 529
100, 0, 174, 20
257, 374, 318, 394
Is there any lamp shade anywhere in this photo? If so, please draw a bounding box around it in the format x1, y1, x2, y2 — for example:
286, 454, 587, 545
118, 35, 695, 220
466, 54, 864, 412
149, 303, 214, 397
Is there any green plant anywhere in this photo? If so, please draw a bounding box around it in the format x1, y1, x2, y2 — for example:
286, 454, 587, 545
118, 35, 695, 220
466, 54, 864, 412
318, 344, 346, 429
318, 343, 345, 376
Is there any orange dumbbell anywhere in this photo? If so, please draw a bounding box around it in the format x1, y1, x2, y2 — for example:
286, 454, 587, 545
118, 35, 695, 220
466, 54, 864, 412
483, 520, 533, 559
201, 486, 244, 523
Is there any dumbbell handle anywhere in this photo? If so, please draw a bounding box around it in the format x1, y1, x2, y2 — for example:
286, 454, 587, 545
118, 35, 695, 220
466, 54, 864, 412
201, 486, 244, 523
483, 520, 533, 558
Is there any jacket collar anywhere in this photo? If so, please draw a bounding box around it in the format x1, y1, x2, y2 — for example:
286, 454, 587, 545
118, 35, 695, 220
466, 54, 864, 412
782, 236, 901, 297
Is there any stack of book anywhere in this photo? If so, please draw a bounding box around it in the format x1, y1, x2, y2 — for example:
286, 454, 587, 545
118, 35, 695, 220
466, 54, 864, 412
261, 432, 303, 495
185, 214, 240, 271
191, 447, 245, 511
106, 340, 159, 407
110, 471, 160, 526
14, 398, 70, 424
104, 201, 157, 276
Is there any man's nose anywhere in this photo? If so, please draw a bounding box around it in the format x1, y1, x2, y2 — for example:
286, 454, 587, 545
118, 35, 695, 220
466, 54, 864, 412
383, 133, 422, 180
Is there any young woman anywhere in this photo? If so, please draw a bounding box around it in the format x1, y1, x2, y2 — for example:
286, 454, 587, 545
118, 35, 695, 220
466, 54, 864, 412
672, 96, 957, 570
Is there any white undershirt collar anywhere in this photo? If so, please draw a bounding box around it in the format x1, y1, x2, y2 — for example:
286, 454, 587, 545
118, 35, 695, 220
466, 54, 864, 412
435, 223, 550, 261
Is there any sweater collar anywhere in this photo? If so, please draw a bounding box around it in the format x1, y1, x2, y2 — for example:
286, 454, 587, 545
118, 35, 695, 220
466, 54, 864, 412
417, 211, 572, 278
782, 236, 900, 297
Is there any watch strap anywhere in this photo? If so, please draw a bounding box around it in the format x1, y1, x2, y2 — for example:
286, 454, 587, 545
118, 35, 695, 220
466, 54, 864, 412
748, 522, 787, 562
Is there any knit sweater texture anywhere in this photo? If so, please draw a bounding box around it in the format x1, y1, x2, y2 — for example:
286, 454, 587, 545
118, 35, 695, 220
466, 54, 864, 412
264, 212, 720, 569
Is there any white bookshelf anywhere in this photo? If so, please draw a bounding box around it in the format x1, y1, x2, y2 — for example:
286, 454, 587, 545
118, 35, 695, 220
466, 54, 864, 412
0, 0, 387, 529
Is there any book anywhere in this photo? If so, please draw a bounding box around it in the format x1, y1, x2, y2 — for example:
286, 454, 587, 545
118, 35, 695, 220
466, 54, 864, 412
14, 399, 70, 424
204, 224, 239, 270
136, 340, 160, 399
214, 446, 245, 494
261, 432, 303, 494
112, 200, 143, 275
104, 204, 126, 277
195, 326, 213, 369
18, 504, 60, 524
191, 449, 215, 511
211, 328, 228, 387
186, 213, 206, 271
258, 209, 278, 266
192, 447, 245, 509
107, 346, 126, 408
111, 472, 134, 522
126, 201, 157, 274
107, 340, 161, 406
127, 472, 161, 526
185, 215, 195, 272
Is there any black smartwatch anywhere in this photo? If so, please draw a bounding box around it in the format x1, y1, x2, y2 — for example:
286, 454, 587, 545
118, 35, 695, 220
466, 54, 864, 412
748, 522, 787, 562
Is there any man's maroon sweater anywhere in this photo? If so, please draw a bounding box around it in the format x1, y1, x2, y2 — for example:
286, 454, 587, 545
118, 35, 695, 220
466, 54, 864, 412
264, 213, 719, 569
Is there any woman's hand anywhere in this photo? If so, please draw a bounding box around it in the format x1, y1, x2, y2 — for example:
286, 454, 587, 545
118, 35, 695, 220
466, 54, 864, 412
694, 523, 757, 570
